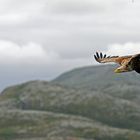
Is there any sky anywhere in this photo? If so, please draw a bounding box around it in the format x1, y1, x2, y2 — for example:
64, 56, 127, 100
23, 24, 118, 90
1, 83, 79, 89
0, 0, 140, 90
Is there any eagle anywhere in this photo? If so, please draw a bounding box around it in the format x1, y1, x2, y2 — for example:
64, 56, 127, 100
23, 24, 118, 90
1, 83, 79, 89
94, 52, 140, 74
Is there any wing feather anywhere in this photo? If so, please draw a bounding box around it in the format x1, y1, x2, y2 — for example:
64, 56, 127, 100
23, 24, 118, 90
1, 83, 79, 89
94, 52, 132, 65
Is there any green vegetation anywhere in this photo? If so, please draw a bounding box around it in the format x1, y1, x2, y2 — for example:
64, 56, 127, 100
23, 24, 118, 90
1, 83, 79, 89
0, 65, 140, 139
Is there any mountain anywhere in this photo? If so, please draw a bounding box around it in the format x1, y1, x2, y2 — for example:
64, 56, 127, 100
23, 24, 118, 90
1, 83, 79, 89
52, 65, 140, 89
0, 65, 140, 140
52, 65, 140, 104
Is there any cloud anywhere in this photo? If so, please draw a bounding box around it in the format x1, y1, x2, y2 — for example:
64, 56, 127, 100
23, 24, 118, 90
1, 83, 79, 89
48, 0, 126, 15
1, 0, 140, 90
0, 40, 59, 65
0, 40, 91, 68
105, 42, 140, 56
0, 0, 46, 25
48, 0, 104, 14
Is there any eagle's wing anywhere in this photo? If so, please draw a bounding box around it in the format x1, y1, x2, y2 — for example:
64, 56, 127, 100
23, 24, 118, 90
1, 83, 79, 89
94, 52, 132, 65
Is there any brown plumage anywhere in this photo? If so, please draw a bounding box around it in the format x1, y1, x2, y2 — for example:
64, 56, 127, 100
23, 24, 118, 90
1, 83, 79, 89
94, 52, 140, 74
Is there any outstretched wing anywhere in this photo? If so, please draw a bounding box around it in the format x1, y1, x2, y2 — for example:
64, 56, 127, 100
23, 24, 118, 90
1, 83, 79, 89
94, 52, 132, 65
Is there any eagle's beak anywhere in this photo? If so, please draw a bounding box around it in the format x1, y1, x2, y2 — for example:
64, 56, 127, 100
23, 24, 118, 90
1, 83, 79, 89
114, 69, 121, 73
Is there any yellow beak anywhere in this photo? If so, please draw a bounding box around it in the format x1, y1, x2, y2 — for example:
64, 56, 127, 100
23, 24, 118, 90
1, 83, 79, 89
114, 69, 121, 73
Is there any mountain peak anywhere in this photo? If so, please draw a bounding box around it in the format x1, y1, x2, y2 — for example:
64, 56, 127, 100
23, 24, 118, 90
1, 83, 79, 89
52, 64, 140, 89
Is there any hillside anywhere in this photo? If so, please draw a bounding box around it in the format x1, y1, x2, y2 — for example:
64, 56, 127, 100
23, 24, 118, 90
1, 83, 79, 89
52, 65, 140, 104
0, 65, 140, 140
52, 65, 140, 89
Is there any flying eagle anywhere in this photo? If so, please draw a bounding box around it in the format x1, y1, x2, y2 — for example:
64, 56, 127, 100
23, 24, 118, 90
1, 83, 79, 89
94, 52, 140, 73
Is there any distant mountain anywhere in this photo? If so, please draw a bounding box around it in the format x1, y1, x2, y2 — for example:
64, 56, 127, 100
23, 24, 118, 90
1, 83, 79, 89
52, 65, 140, 89
0, 65, 140, 140
52, 65, 140, 104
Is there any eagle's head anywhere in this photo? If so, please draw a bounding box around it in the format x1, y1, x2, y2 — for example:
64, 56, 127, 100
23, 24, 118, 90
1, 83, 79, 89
114, 65, 132, 73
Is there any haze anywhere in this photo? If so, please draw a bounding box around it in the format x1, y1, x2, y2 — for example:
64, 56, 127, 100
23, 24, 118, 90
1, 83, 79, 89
0, 0, 139, 90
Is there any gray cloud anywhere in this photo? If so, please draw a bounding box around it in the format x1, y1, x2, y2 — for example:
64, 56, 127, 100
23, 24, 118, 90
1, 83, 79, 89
0, 0, 139, 90
48, 0, 105, 14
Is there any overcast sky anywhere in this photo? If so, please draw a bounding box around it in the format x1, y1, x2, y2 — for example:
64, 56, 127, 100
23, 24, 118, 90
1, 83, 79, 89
0, 0, 139, 90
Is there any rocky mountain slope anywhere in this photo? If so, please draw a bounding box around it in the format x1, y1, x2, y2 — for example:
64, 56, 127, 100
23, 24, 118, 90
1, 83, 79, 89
0, 65, 140, 140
